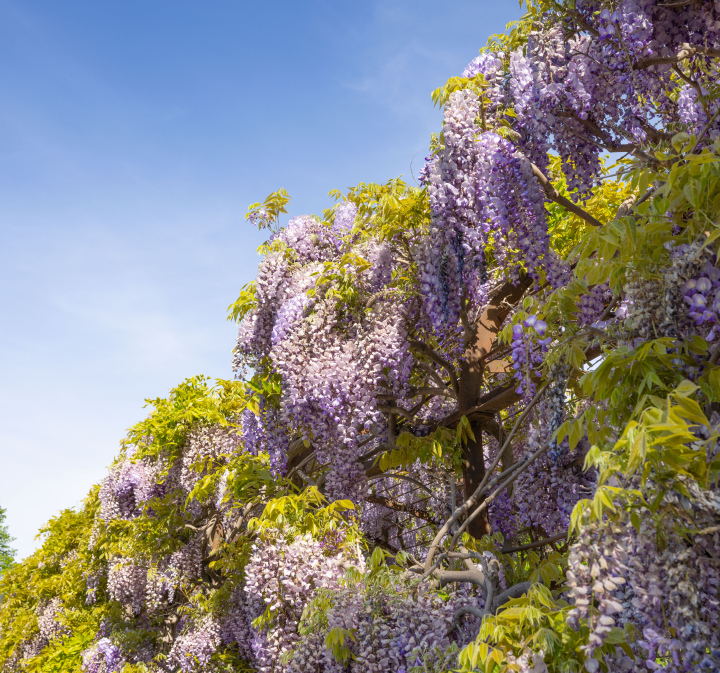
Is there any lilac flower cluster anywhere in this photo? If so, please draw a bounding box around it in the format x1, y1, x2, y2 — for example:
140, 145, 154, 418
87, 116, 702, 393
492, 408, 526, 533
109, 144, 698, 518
85, 569, 102, 605
565, 511, 629, 666
145, 535, 203, 613
107, 559, 147, 615
81, 637, 125, 673
618, 241, 720, 349
577, 283, 611, 327
271, 295, 412, 502
505, 648, 548, 673
626, 483, 720, 672
619, 275, 665, 340
248, 207, 273, 230
289, 574, 467, 673
318, 526, 346, 554
94, 436, 211, 622
234, 200, 414, 500
497, 0, 720, 196
567, 498, 720, 672
361, 463, 450, 553
282, 215, 340, 263
681, 263, 720, 341
491, 447, 594, 544
98, 458, 157, 521
619, 266, 714, 346
677, 80, 720, 143
332, 201, 357, 236
510, 315, 550, 403
483, 133, 569, 288
490, 398, 595, 542
421, 89, 486, 337
242, 534, 350, 673
19, 598, 68, 661
420, 88, 568, 340
462, 52, 505, 117
463, 52, 503, 80
237, 215, 341, 362
417, 156, 432, 186
240, 402, 289, 475
677, 85, 708, 135
234, 252, 291, 366
168, 617, 222, 672
507, 32, 599, 196
217, 587, 254, 661
180, 424, 241, 492
88, 432, 243, 670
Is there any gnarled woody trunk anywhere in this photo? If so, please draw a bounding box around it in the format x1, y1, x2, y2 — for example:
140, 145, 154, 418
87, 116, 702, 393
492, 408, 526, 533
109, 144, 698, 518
459, 275, 532, 538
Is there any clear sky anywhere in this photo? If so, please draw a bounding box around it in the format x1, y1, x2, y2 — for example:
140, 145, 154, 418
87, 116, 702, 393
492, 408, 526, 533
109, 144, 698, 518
0, 0, 522, 559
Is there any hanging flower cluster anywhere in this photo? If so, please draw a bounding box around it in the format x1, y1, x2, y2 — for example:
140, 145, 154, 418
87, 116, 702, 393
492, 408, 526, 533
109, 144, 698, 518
510, 315, 550, 402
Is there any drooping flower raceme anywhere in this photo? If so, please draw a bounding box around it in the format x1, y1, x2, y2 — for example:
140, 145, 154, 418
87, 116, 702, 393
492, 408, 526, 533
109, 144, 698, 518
511, 315, 550, 403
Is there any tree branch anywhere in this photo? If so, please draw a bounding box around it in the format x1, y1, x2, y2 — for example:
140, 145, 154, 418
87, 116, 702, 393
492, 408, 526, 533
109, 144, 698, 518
357, 443, 392, 464
380, 386, 456, 400
296, 469, 317, 486
365, 495, 441, 524
377, 404, 417, 423
556, 110, 662, 166
434, 568, 486, 588
567, 9, 600, 37
448, 605, 485, 635
446, 582, 535, 626
530, 163, 604, 227
490, 581, 533, 613
448, 454, 538, 549
635, 43, 720, 70
414, 386, 457, 399
410, 339, 460, 397
500, 531, 567, 554
694, 105, 720, 151
460, 301, 476, 342
424, 435, 553, 573
482, 381, 550, 481
367, 472, 433, 493
415, 360, 451, 391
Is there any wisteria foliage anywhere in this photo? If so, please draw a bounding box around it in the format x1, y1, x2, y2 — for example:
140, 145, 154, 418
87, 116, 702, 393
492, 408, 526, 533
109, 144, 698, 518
2, 1, 720, 672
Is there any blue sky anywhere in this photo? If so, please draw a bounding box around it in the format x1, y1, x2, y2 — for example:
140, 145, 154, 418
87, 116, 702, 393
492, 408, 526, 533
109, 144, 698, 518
0, 0, 522, 558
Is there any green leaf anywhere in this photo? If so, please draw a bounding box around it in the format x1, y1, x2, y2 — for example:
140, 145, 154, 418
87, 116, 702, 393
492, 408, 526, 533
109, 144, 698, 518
626, 429, 646, 474
674, 395, 708, 426
604, 627, 629, 645
674, 379, 699, 398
